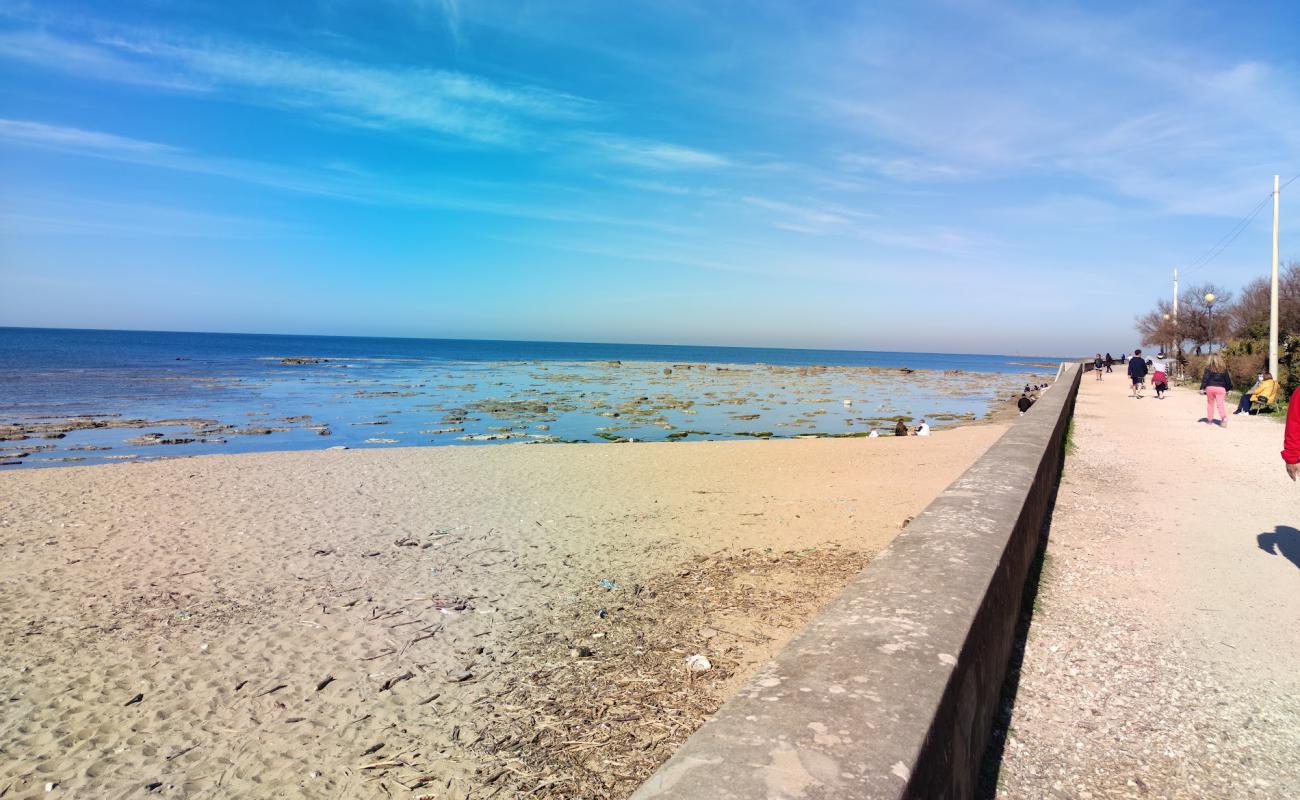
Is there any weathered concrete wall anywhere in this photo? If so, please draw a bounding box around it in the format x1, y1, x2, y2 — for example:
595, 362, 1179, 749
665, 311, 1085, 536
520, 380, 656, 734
632, 363, 1083, 800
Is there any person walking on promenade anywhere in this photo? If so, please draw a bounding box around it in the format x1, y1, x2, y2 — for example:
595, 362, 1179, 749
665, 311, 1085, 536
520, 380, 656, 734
1199, 353, 1233, 427
1282, 385, 1300, 480
1234, 371, 1279, 415
1152, 362, 1169, 399
1104, 352, 1114, 373
1094, 353, 1104, 380
1127, 349, 1148, 398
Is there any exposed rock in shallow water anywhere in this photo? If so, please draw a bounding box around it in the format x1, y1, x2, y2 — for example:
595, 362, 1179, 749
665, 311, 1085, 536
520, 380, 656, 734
0, 417, 219, 440
279, 357, 328, 365
469, 399, 550, 416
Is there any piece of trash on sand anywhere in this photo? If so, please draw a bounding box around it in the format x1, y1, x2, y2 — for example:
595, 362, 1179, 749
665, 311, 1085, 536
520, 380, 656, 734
599, 578, 619, 591
596, 608, 607, 619
684, 654, 712, 672
570, 646, 594, 658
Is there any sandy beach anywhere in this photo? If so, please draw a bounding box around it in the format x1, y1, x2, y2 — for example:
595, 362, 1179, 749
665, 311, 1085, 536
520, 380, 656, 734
0, 426, 1004, 799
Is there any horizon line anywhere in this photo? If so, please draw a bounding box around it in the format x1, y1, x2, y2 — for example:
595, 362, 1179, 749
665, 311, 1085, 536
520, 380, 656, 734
0, 324, 1076, 360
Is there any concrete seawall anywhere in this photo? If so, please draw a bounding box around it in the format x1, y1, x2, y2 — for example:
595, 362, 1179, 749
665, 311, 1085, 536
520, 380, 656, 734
632, 363, 1083, 800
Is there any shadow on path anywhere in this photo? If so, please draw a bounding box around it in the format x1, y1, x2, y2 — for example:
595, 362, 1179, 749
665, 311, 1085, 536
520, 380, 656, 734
1257, 525, 1300, 571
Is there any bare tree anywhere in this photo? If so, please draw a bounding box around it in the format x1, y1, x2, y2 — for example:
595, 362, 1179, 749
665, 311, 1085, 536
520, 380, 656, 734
1177, 282, 1233, 349
1230, 261, 1300, 341
1136, 299, 1180, 352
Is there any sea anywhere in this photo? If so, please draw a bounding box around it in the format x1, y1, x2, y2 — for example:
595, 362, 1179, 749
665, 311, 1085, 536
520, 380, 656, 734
0, 327, 1064, 469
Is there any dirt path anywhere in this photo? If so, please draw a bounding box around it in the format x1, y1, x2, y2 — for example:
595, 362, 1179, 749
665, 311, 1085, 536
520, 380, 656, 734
992, 374, 1300, 798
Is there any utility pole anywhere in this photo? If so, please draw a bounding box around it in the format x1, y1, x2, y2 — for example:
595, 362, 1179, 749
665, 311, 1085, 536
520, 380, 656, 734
1270, 174, 1280, 379
1173, 268, 1180, 376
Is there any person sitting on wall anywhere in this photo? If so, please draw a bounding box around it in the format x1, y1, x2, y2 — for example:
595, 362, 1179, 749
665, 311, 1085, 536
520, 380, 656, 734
1234, 371, 1279, 415
1017, 394, 1033, 416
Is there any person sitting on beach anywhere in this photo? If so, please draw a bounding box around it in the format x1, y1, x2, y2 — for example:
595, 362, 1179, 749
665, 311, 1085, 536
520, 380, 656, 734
913, 419, 931, 436
1234, 371, 1279, 415
894, 418, 908, 437
1017, 394, 1033, 415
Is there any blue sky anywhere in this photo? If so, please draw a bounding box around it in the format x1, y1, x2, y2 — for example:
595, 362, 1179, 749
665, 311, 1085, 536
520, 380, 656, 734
1, 0, 1298, 355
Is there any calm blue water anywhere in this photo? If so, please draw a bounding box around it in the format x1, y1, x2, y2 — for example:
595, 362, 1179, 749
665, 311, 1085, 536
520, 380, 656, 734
0, 327, 1063, 468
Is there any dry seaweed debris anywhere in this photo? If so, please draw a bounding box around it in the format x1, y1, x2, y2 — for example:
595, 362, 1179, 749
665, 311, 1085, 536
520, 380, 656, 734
463, 545, 871, 799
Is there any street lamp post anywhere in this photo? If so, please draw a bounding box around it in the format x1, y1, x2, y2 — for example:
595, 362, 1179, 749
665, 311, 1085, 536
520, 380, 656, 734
1205, 292, 1217, 355
1163, 313, 1172, 373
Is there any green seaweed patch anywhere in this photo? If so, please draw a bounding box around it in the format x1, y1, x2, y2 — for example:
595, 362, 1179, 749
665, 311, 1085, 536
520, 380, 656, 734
733, 431, 775, 438
666, 430, 712, 440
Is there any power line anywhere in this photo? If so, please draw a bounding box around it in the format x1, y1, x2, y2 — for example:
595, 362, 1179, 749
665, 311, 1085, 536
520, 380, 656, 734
1184, 193, 1271, 272
1183, 171, 1300, 273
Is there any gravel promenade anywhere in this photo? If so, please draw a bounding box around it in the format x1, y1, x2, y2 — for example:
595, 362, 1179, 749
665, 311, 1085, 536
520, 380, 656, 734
990, 373, 1300, 799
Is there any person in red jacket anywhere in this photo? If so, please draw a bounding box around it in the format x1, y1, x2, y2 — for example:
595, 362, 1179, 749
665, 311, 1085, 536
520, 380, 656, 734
1283, 385, 1300, 480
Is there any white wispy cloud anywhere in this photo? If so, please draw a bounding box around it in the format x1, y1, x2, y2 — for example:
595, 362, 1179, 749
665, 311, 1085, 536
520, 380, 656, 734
809, 4, 1300, 218
584, 136, 731, 170
0, 29, 200, 90
838, 153, 962, 182
0, 195, 298, 239
0, 26, 596, 145
741, 195, 876, 235
0, 118, 701, 234
0, 118, 179, 157
0, 20, 738, 175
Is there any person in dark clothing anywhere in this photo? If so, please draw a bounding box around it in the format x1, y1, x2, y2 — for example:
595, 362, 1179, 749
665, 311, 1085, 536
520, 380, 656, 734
1127, 349, 1148, 398
1093, 353, 1104, 380
1104, 352, 1114, 373
894, 418, 908, 437
1017, 394, 1033, 415
1199, 354, 1233, 427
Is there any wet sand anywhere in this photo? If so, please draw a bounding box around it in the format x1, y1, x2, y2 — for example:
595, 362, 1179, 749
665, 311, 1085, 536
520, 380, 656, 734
0, 427, 1005, 798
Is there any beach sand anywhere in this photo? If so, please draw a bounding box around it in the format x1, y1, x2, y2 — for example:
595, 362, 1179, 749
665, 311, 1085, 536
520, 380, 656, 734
1, 427, 1004, 798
